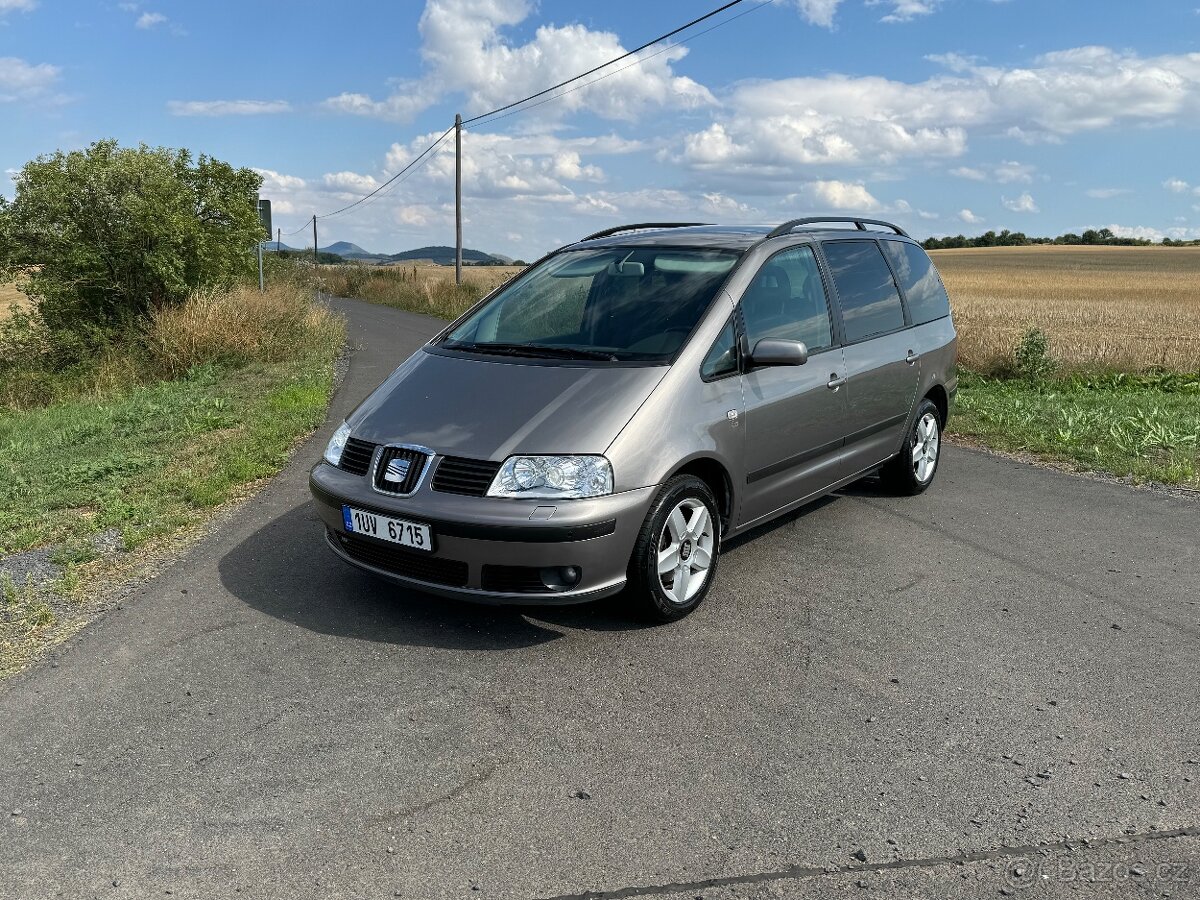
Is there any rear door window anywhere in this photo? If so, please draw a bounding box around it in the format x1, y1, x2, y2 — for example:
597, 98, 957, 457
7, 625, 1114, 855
821, 240, 906, 343
881, 240, 951, 325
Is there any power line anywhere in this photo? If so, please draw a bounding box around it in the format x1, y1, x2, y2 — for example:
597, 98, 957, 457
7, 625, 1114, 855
461, 0, 744, 126
319, 124, 455, 220
463, 1, 770, 132
328, 128, 456, 218
281, 218, 312, 238
278, 0, 763, 233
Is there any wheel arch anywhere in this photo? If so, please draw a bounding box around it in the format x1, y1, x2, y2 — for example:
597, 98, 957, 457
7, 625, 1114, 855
668, 456, 734, 531
924, 383, 949, 426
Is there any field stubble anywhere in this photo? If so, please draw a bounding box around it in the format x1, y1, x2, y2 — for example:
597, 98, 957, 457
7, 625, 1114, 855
933, 246, 1200, 374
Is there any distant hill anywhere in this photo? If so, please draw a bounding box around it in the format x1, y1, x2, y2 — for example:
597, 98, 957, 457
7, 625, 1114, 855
261, 240, 511, 265
321, 241, 375, 259
387, 246, 498, 265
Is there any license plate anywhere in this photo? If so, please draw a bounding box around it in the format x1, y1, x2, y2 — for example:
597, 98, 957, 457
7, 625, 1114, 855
342, 505, 433, 552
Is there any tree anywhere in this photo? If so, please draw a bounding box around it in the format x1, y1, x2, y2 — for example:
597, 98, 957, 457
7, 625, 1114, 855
0, 140, 263, 336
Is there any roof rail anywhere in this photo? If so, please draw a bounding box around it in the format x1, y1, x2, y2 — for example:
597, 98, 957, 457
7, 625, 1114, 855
766, 217, 910, 240
579, 222, 711, 242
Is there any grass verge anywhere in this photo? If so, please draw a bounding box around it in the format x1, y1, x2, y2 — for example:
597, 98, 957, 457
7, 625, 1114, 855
951, 371, 1200, 488
0, 281, 344, 677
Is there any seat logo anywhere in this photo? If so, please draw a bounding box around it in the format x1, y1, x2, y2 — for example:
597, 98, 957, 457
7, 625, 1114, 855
383, 458, 412, 483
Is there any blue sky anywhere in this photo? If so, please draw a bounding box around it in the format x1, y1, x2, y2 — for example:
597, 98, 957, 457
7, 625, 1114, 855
3, 0, 1199, 258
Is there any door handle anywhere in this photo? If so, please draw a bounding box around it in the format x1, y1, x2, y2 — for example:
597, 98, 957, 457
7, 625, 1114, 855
905, 350, 919, 365
827, 374, 847, 390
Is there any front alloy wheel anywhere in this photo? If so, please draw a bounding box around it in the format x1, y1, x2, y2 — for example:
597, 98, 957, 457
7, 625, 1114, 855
656, 498, 715, 606
628, 474, 721, 622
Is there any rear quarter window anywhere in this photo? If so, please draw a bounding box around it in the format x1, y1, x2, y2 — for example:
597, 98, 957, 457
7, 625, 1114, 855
882, 240, 951, 325
820, 240, 906, 343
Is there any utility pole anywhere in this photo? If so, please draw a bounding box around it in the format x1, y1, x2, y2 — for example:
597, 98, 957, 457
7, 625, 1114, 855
455, 113, 463, 286
257, 239, 264, 293
276, 228, 281, 253
312, 215, 318, 266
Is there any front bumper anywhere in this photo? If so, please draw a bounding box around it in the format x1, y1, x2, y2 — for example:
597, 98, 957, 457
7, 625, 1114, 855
309, 461, 656, 605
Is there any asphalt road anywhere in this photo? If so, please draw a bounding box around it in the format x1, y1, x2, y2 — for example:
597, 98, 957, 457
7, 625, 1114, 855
2, 297, 1198, 900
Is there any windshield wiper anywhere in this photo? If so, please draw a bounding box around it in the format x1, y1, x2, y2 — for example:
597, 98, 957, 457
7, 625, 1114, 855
448, 341, 619, 361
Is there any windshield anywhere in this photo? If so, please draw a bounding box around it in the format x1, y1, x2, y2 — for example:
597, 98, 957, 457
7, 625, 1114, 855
442, 247, 739, 363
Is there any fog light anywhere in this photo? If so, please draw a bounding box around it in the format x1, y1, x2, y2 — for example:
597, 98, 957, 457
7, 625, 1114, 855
540, 566, 582, 592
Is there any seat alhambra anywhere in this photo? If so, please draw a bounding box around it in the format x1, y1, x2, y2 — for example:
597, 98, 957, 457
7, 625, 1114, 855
310, 218, 957, 621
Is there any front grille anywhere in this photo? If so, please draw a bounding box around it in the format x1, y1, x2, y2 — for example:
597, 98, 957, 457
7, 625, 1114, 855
335, 531, 469, 587
432, 456, 503, 496
481, 564, 553, 593
373, 446, 429, 495
338, 437, 377, 476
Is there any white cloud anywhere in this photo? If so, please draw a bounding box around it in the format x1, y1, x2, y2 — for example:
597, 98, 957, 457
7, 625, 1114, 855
871, 0, 946, 23
950, 160, 1034, 183
322, 86, 428, 123
1104, 223, 1164, 242
1001, 191, 1039, 213
0, 56, 60, 103
135, 11, 166, 28
787, 0, 956, 27
1085, 187, 1131, 199
803, 179, 880, 210
677, 46, 1200, 174
0, 0, 36, 14
323, 0, 713, 124
959, 209, 984, 224
312, 129, 628, 219
546, 151, 603, 182
992, 160, 1036, 184
1162, 177, 1200, 197
252, 168, 307, 192
167, 99, 291, 116
322, 171, 380, 193
785, 0, 847, 28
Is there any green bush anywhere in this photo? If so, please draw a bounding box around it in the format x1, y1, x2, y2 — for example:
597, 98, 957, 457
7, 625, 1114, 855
1013, 327, 1057, 380
0, 140, 263, 349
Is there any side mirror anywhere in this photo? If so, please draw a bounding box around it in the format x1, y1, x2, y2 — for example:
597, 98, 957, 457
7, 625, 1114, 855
750, 338, 809, 367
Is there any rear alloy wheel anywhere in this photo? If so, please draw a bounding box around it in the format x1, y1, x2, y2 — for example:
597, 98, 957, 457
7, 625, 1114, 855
879, 398, 943, 495
627, 475, 721, 622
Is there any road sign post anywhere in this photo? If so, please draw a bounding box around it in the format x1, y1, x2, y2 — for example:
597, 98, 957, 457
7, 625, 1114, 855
256, 199, 272, 293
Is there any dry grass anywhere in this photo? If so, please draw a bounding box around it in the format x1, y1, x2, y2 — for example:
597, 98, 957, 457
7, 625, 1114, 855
410, 263, 525, 286
145, 282, 343, 377
1, 280, 343, 409
933, 246, 1200, 374
317, 263, 523, 321
0, 280, 32, 320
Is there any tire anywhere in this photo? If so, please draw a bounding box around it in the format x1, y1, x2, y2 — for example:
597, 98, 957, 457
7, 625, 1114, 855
626, 475, 721, 623
879, 398, 943, 495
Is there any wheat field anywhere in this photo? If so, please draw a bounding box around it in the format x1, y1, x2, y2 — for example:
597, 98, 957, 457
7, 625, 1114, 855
0, 281, 31, 320
932, 246, 1200, 374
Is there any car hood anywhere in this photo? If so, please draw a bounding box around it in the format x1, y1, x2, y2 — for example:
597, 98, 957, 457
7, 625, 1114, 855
347, 348, 667, 459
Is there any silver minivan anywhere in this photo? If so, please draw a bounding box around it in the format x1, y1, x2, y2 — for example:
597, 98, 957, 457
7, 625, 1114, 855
310, 219, 957, 621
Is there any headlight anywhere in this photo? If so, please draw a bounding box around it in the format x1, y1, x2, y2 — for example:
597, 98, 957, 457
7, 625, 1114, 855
487, 455, 613, 499
323, 421, 352, 467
